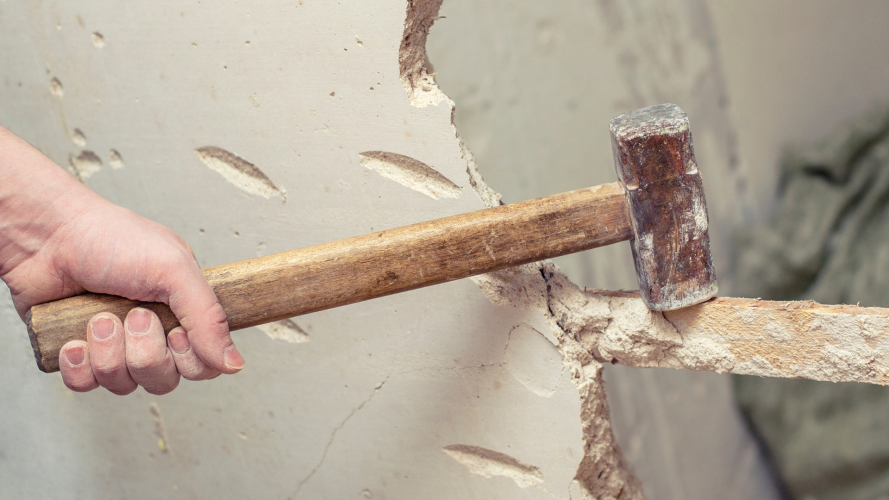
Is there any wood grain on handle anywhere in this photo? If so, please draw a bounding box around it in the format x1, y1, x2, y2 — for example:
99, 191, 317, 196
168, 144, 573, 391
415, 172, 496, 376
27, 183, 632, 372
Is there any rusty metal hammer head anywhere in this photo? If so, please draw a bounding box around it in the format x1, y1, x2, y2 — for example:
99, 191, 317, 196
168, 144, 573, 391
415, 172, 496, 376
610, 103, 718, 311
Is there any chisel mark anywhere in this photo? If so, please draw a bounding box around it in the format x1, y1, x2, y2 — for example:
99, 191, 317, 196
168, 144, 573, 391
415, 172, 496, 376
442, 444, 544, 487
195, 146, 280, 199
68, 150, 103, 179
108, 149, 125, 169
359, 151, 461, 200
257, 318, 310, 344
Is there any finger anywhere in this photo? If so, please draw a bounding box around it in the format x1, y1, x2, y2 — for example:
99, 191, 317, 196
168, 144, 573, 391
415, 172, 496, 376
167, 327, 220, 381
87, 313, 138, 395
124, 308, 180, 395
59, 341, 99, 392
166, 257, 243, 374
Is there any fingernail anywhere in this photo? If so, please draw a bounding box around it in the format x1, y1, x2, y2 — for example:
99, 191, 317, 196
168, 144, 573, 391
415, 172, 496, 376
127, 308, 151, 334
91, 317, 114, 340
65, 346, 85, 366
224, 345, 246, 370
168, 330, 191, 354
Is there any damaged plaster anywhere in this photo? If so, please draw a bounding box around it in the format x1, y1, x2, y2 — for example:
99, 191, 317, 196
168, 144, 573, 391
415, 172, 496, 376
359, 151, 461, 199
194, 146, 281, 199
442, 444, 544, 488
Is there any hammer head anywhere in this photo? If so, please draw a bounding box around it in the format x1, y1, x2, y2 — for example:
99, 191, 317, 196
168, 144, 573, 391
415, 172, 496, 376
610, 103, 717, 311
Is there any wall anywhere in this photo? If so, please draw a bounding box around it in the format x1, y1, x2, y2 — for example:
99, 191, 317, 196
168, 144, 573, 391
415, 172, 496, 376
427, 0, 889, 498
3, 0, 888, 499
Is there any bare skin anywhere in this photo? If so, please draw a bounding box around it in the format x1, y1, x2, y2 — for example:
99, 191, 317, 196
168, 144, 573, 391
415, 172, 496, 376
0, 125, 244, 395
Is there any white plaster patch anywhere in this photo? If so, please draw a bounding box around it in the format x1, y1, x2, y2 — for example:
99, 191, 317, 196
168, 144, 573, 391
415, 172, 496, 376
91, 31, 105, 48
505, 324, 562, 397
672, 334, 736, 373
763, 322, 791, 343
359, 151, 461, 200
442, 444, 543, 488
195, 146, 281, 199
737, 307, 758, 325
68, 150, 102, 179
256, 319, 310, 344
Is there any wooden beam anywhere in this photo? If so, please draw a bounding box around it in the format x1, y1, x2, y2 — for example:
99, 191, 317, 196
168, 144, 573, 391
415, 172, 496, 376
589, 290, 889, 385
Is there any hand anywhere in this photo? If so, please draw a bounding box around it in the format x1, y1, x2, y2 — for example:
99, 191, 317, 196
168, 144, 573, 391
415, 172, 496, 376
0, 126, 244, 395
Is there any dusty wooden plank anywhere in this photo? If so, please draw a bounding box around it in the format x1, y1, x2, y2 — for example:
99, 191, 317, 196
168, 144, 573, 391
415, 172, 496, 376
589, 290, 889, 385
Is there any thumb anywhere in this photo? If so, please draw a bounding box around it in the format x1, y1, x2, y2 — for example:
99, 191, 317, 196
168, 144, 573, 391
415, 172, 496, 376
166, 258, 244, 374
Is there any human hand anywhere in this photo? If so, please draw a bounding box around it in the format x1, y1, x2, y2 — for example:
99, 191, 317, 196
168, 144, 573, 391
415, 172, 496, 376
0, 126, 244, 395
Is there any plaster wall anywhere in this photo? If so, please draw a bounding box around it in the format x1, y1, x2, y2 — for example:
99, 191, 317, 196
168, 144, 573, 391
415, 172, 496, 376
2, 0, 888, 499
427, 0, 889, 498
0, 2, 581, 498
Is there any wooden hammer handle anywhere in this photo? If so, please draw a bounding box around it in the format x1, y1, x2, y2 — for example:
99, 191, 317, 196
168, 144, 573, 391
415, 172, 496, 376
27, 183, 632, 372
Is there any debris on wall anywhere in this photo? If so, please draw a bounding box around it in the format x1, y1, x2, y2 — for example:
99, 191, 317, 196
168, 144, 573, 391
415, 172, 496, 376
473, 262, 645, 498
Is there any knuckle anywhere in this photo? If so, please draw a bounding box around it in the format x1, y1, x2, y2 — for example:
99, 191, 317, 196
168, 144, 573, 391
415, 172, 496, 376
183, 366, 220, 381
92, 360, 127, 377
203, 302, 229, 328
127, 354, 165, 372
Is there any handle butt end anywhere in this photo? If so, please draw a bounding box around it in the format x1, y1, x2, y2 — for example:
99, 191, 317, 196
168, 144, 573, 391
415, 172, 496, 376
26, 308, 54, 373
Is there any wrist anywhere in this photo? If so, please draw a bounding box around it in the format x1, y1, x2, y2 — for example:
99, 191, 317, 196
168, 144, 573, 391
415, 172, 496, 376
0, 127, 100, 277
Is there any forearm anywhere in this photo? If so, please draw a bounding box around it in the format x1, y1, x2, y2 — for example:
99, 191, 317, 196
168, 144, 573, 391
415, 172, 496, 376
0, 126, 97, 275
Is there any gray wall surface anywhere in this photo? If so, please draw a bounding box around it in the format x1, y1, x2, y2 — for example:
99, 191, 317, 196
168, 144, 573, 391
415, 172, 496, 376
2, 0, 889, 499
428, 0, 889, 498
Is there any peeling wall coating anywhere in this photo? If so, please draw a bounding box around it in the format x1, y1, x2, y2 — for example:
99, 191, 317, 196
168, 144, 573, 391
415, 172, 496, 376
474, 263, 645, 498
399, 0, 449, 107
425, 1, 790, 497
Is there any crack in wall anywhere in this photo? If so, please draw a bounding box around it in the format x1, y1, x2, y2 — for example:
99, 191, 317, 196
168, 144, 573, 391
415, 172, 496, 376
404, 0, 649, 496
292, 376, 389, 497
399, 0, 449, 107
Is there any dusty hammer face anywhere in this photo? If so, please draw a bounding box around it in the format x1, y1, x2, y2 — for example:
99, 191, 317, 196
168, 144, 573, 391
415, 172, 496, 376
610, 103, 718, 311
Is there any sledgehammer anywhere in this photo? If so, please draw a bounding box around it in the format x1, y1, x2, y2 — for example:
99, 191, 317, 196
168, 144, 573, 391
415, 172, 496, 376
26, 103, 717, 372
